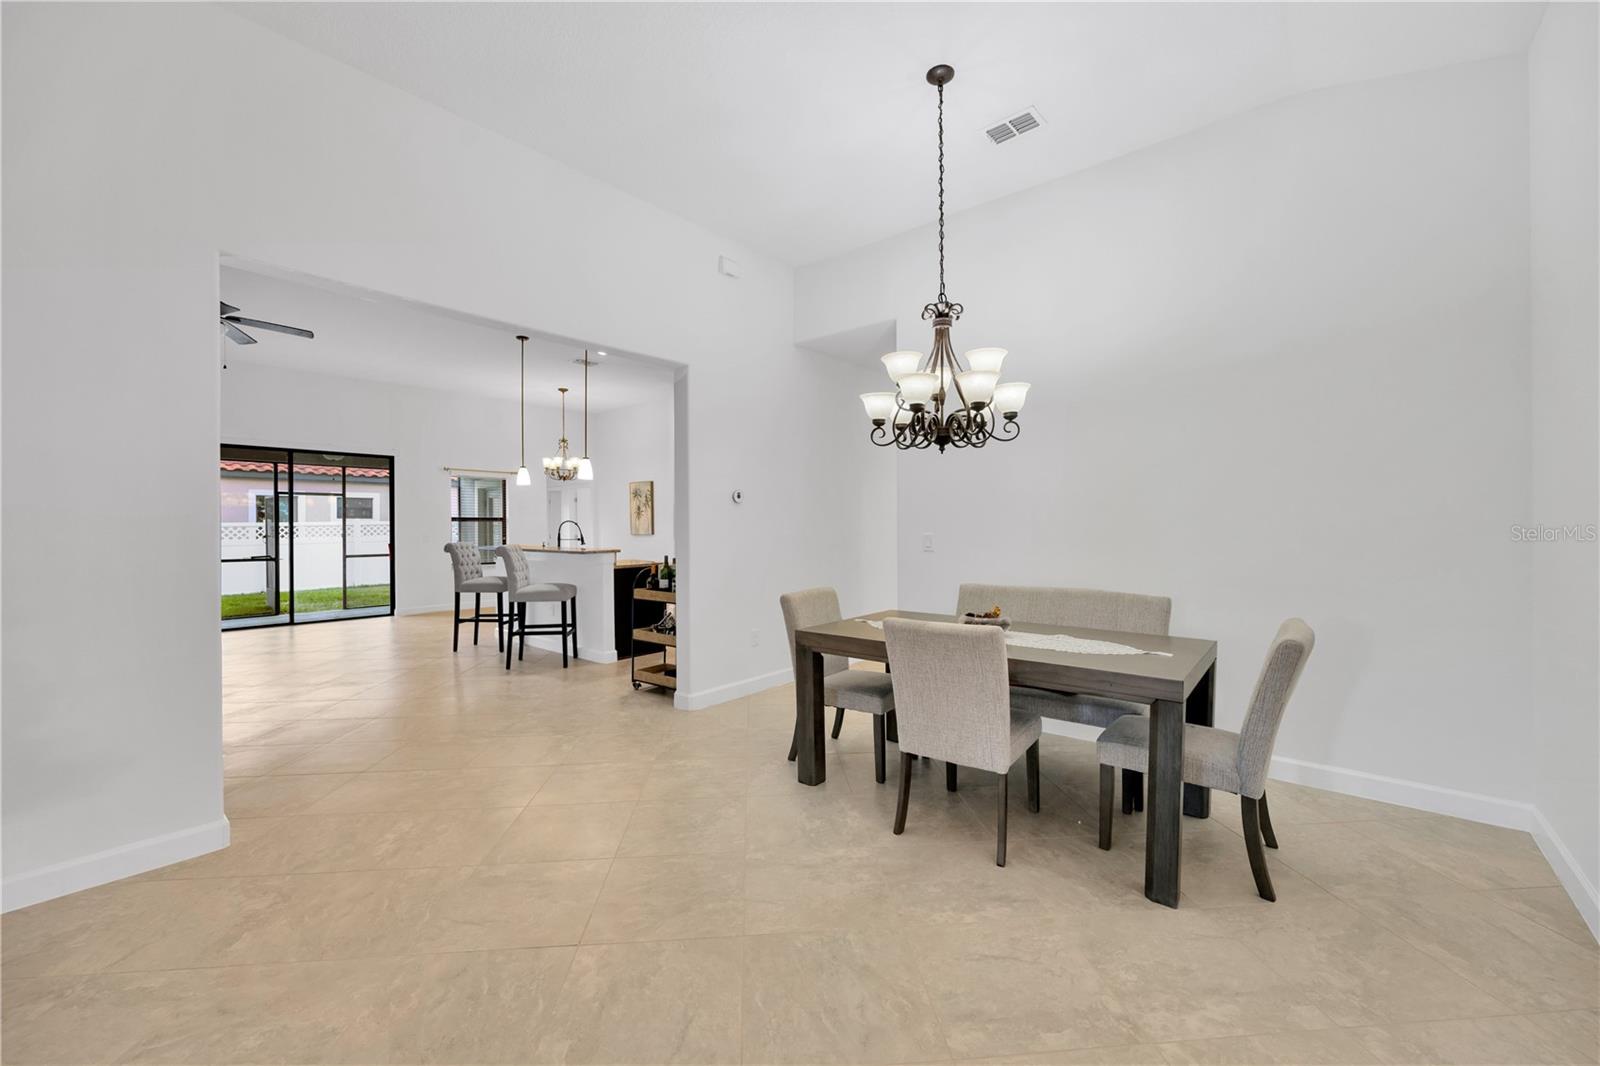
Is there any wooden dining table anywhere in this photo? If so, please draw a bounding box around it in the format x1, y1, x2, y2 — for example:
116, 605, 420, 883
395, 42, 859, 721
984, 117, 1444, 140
791, 609, 1218, 908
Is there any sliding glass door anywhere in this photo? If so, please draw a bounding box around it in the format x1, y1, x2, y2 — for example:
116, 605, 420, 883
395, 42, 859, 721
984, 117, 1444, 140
220, 446, 394, 629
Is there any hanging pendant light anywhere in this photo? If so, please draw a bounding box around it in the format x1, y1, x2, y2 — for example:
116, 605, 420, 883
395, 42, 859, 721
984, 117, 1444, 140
861, 64, 1029, 453
542, 386, 579, 481
514, 335, 532, 486
575, 350, 595, 481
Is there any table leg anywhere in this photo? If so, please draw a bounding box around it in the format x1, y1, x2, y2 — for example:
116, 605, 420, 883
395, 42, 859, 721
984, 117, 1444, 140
795, 646, 827, 785
1145, 698, 1184, 908
1184, 663, 1215, 819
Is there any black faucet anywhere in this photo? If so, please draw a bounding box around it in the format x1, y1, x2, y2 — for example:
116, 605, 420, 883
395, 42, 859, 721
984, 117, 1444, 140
556, 520, 586, 548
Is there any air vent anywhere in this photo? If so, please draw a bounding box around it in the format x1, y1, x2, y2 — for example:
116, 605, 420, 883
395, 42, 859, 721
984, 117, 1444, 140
984, 106, 1045, 145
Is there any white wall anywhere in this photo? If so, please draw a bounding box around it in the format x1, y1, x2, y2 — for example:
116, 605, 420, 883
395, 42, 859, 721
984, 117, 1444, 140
1, 4, 893, 907
590, 400, 676, 560
1528, 4, 1599, 933
800, 58, 1537, 820
222, 360, 563, 612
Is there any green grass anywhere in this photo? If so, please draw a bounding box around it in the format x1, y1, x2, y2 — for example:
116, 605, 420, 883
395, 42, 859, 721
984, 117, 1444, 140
221, 584, 390, 620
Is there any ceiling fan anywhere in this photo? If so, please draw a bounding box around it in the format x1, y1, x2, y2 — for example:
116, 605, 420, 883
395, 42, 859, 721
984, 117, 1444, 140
219, 302, 315, 345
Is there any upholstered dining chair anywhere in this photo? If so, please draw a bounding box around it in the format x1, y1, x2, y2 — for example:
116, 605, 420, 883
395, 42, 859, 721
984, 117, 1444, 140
1096, 618, 1315, 901
882, 618, 1042, 866
495, 545, 579, 670
443, 542, 509, 653
781, 588, 897, 783
955, 583, 1172, 805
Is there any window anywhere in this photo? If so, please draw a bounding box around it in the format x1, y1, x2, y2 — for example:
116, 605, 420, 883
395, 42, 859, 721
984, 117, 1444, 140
336, 496, 375, 519
450, 475, 506, 564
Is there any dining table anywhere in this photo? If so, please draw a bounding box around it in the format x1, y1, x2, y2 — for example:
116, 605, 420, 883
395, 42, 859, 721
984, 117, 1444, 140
791, 609, 1218, 908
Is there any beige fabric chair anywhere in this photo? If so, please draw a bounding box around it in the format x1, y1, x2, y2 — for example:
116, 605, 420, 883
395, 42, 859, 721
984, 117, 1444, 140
495, 546, 579, 670
443, 542, 509, 653
956, 582, 1172, 804
781, 588, 897, 782
882, 618, 1043, 866
1097, 618, 1315, 901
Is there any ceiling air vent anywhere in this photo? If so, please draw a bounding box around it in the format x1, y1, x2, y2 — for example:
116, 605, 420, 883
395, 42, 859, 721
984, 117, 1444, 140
984, 106, 1045, 146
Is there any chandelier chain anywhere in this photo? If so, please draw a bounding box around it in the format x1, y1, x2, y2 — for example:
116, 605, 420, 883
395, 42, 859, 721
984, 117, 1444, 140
936, 80, 946, 304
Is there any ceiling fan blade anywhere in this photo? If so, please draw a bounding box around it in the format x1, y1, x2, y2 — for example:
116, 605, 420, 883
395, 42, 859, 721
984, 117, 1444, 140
220, 301, 240, 316
224, 316, 314, 339
223, 322, 257, 345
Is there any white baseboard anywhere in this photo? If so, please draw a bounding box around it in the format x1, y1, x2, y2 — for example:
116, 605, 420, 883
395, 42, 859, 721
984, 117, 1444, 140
1530, 807, 1600, 941
1041, 722, 1595, 938
521, 634, 617, 664
395, 603, 451, 616
1266, 754, 1535, 831
2, 817, 231, 913
675, 667, 791, 710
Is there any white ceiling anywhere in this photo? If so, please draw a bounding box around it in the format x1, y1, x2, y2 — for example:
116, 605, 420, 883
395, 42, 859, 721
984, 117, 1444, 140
220, 264, 678, 408
228, 2, 1544, 266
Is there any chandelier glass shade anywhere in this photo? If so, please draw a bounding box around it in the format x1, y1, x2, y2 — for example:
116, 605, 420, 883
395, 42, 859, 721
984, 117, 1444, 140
862, 65, 1030, 453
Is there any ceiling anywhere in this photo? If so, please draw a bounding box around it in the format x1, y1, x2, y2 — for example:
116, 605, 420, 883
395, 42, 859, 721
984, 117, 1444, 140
227, 3, 1543, 266
220, 264, 678, 408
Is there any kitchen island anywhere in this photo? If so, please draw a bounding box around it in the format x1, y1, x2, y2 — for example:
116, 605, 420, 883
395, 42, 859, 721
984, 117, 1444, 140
514, 545, 620, 662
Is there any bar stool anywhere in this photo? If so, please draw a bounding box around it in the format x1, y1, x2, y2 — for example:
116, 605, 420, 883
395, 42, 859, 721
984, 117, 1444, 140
495, 546, 578, 669
443, 542, 509, 652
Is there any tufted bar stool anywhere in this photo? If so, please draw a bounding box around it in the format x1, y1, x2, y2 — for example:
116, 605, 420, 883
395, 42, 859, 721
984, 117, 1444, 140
443, 542, 509, 653
495, 546, 579, 669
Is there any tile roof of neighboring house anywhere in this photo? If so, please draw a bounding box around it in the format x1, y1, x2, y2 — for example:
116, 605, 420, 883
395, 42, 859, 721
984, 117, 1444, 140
220, 460, 389, 479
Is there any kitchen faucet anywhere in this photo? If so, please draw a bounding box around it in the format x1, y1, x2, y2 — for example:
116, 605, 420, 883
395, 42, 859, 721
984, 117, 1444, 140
557, 520, 586, 548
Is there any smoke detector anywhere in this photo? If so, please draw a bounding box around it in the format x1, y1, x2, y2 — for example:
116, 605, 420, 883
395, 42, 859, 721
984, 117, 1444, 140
984, 106, 1045, 145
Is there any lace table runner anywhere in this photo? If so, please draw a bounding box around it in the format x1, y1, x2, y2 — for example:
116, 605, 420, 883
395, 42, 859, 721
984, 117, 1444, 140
855, 617, 1173, 657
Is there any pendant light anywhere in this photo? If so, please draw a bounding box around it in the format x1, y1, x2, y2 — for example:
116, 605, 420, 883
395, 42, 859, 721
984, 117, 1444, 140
860, 64, 1029, 453
575, 350, 595, 481
542, 387, 579, 481
514, 335, 532, 486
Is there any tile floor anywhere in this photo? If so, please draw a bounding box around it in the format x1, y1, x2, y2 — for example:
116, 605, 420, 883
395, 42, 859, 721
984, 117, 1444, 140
3, 613, 1595, 1064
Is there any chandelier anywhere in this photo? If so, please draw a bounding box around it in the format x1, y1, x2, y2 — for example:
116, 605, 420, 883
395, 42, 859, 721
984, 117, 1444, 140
861, 65, 1030, 453
544, 349, 594, 481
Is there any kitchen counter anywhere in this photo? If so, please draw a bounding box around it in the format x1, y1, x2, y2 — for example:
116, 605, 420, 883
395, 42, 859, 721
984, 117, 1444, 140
517, 545, 620, 555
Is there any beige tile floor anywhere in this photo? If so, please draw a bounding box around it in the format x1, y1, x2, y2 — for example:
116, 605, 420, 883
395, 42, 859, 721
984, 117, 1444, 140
3, 613, 1596, 1065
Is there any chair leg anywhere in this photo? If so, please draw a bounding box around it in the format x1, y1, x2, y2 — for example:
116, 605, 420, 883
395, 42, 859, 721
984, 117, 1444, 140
504, 602, 515, 670
1258, 790, 1279, 849
571, 593, 578, 660
452, 592, 461, 652
560, 601, 569, 668
1241, 796, 1277, 902
996, 775, 1009, 867
893, 751, 913, 834
518, 603, 527, 661
1025, 740, 1040, 814
946, 762, 958, 792
1122, 768, 1143, 814
1098, 764, 1114, 850
495, 592, 504, 652
831, 708, 845, 739
473, 593, 482, 645
873, 715, 886, 784
787, 716, 798, 761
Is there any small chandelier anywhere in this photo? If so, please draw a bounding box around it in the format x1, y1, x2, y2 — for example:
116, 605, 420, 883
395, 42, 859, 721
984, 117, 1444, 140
861, 64, 1030, 453
543, 386, 581, 481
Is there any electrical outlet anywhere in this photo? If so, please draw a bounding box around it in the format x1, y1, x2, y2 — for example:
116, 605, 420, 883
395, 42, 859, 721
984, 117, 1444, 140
750, 628, 760, 647
922, 533, 935, 552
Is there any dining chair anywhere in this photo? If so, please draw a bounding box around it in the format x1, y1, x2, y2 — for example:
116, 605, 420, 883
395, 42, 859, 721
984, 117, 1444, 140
882, 618, 1043, 867
443, 542, 508, 653
1096, 618, 1315, 901
780, 588, 897, 782
494, 545, 578, 670
956, 583, 1172, 806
